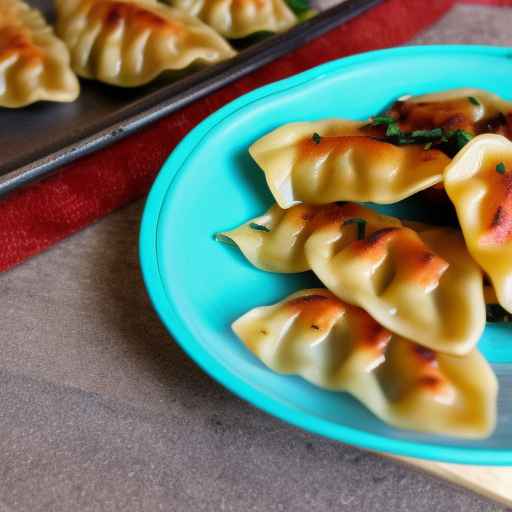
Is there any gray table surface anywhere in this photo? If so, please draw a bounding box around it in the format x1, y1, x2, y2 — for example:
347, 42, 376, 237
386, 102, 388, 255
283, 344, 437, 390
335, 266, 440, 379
2, 4, 512, 511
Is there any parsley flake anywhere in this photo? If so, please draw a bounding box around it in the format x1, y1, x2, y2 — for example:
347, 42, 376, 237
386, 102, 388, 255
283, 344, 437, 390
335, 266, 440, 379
312, 132, 321, 144
343, 218, 367, 240
249, 223, 271, 232
370, 116, 396, 126
496, 162, 506, 174
285, 0, 310, 15
468, 96, 480, 106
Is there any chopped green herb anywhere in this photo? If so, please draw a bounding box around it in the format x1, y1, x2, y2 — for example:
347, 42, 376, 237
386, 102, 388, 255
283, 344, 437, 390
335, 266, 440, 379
468, 96, 480, 106
214, 233, 237, 246
496, 162, 506, 174
385, 122, 401, 137
451, 130, 473, 151
438, 129, 473, 157
370, 115, 396, 126
343, 218, 367, 240
249, 223, 271, 232
311, 324, 320, 330
284, 0, 310, 15
410, 128, 443, 139
312, 132, 321, 144
369, 114, 474, 157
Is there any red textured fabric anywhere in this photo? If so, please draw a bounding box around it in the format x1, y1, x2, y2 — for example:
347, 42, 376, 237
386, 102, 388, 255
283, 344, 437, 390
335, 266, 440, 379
0, 0, 474, 272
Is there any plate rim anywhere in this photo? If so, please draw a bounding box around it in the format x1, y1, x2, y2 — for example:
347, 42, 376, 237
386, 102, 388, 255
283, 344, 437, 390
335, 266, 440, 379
140, 44, 512, 466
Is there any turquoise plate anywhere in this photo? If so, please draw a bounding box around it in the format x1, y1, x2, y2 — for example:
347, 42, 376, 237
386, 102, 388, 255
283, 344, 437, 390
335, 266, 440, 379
140, 45, 512, 465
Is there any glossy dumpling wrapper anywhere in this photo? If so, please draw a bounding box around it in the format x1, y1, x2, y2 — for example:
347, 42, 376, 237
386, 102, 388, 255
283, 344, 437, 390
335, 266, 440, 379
249, 120, 450, 208
217, 202, 401, 273
444, 134, 512, 313
233, 289, 497, 439
305, 226, 485, 355
55, 0, 236, 87
165, 0, 297, 39
0, 0, 79, 108
387, 88, 512, 136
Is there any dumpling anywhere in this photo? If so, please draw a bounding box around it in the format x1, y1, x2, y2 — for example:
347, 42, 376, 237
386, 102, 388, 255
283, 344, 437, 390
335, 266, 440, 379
164, 0, 297, 39
217, 202, 401, 273
54, 0, 236, 87
249, 120, 450, 208
0, 0, 79, 108
444, 134, 512, 314
386, 88, 512, 136
233, 289, 497, 438
305, 226, 485, 355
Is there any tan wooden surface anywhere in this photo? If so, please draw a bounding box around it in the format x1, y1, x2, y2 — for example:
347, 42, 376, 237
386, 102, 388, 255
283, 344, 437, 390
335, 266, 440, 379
396, 457, 512, 507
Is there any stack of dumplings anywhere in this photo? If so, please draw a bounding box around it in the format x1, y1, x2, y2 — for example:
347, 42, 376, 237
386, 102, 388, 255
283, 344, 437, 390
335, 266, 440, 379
219, 88, 512, 439
2, 0, 302, 108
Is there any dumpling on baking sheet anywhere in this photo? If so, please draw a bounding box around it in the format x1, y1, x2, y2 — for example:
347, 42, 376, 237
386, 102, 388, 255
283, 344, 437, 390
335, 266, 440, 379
249, 120, 450, 208
305, 226, 486, 355
233, 289, 497, 439
0, 0, 79, 108
444, 134, 512, 314
165, 0, 297, 39
217, 202, 401, 273
54, 0, 236, 87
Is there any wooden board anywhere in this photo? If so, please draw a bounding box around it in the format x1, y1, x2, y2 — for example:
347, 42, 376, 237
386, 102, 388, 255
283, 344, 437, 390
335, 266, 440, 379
396, 457, 512, 507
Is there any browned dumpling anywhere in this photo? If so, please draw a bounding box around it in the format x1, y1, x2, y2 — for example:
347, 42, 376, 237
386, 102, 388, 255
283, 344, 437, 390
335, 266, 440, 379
164, 0, 297, 39
233, 289, 497, 439
249, 120, 450, 208
218, 202, 401, 273
54, 0, 236, 87
305, 226, 486, 355
444, 134, 512, 314
386, 88, 512, 137
0, 0, 79, 107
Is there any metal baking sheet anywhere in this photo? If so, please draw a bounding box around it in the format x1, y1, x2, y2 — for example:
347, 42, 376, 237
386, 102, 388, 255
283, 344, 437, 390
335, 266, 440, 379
0, 0, 381, 195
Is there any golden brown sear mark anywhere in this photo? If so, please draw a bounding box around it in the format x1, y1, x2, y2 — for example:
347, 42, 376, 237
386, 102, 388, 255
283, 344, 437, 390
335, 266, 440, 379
298, 135, 398, 159
286, 292, 345, 332
480, 171, 512, 245
0, 26, 42, 63
350, 308, 392, 354
88, 0, 184, 35
351, 228, 449, 289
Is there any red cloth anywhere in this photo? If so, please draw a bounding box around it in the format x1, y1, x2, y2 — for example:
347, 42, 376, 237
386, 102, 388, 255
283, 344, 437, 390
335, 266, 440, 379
0, 0, 499, 272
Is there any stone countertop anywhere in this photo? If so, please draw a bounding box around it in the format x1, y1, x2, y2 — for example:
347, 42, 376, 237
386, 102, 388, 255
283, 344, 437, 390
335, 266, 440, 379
2, 4, 512, 511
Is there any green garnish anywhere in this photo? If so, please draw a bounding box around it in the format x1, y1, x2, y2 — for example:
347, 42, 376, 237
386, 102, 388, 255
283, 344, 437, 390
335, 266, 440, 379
343, 218, 367, 240
368, 116, 474, 157
496, 162, 506, 174
468, 96, 480, 106
370, 116, 396, 126
411, 128, 443, 139
448, 130, 473, 153
385, 123, 401, 137
214, 233, 237, 246
312, 132, 321, 144
285, 0, 310, 15
249, 222, 271, 232
311, 324, 320, 330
